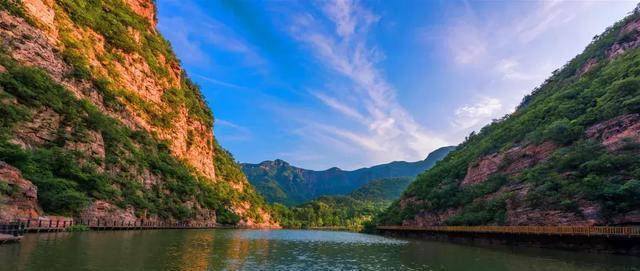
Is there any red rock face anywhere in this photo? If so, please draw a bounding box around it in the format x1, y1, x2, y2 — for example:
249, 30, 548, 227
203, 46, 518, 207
501, 141, 556, 175
461, 154, 504, 186
577, 58, 598, 76
124, 0, 157, 27
402, 208, 458, 227
504, 184, 602, 226
606, 18, 640, 59
79, 200, 139, 224
586, 113, 640, 151
461, 142, 556, 186
0, 161, 40, 221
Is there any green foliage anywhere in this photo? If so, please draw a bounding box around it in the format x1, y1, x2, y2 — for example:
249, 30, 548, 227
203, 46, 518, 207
56, 0, 213, 128
212, 141, 270, 224
0, 0, 35, 25
380, 9, 640, 225
521, 140, 640, 220
66, 224, 90, 232
57, 0, 177, 77
0, 180, 17, 196
58, 0, 147, 52
271, 177, 413, 231
162, 76, 214, 127
244, 146, 455, 206
0, 53, 262, 222
543, 119, 583, 145
445, 198, 507, 226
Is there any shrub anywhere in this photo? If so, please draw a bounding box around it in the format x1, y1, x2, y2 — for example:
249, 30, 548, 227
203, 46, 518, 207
543, 119, 583, 145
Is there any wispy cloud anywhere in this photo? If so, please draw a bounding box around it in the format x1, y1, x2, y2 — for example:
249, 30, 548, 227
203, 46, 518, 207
215, 119, 253, 141
286, 0, 448, 164
193, 73, 252, 91
158, 1, 266, 70
452, 97, 503, 130
310, 91, 367, 123
418, 0, 625, 135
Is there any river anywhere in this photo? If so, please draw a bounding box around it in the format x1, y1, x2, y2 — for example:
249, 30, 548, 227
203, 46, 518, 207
0, 229, 638, 270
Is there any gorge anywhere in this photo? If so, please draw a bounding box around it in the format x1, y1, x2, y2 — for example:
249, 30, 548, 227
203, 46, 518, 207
1, 0, 640, 270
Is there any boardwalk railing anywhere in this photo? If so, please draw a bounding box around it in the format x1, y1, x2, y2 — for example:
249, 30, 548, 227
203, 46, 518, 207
78, 219, 217, 230
14, 219, 75, 232
377, 225, 640, 237
8, 218, 220, 233
0, 221, 27, 236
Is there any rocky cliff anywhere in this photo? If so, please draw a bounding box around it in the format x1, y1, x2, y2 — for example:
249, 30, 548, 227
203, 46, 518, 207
0, 0, 276, 227
380, 6, 640, 227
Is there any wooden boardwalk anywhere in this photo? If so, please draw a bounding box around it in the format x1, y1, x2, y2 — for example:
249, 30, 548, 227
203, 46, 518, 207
4, 219, 221, 234
377, 225, 640, 237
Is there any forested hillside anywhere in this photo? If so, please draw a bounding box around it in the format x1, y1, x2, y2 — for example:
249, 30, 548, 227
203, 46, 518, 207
0, 0, 275, 227
380, 6, 640, 227
243, 146, 454, 205
273, 177, 413, 230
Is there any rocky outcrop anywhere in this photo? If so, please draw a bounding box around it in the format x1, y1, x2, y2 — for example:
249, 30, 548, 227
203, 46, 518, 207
124, 0, 157, 26
1, 2, 215, 179
607, 17, 640, 59
0, 1, 276, 227
79, 200, 138, 224
461, 153, 502, 186
9, 108, 61, 149
502, 183, 601, 226
462, 142, 556, 186
586, 113, 640, 151
577, 58, 598, 76
402, 210, 458, 227
0, 162, 40, 221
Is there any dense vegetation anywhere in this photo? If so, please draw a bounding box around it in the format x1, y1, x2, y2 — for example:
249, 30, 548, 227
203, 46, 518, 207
0, 48, 264, 223
271, 177, 412, 230
242, 146, 454, 205
0, 0, 275, 225
56, 0, 213, 127
380, 9, 640, 226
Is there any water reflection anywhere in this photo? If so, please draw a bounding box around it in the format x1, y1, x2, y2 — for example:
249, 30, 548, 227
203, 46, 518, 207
169, 231, 215, 271
0, 229, 639, 271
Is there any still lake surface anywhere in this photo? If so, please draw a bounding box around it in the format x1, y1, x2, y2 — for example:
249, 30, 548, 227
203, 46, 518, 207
0, 229, 639, 271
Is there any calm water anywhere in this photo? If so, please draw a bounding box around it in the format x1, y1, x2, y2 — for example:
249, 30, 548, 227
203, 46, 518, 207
1, 229, 639, 271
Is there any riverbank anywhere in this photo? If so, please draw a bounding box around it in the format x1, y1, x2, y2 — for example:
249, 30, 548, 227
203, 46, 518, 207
377, 226, 640, 256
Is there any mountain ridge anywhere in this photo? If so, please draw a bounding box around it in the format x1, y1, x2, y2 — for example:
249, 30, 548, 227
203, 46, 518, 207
242, 146, 455, 205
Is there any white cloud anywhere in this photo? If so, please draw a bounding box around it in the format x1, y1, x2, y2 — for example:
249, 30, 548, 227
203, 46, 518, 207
215, 119, 253, 141
193, 73, 251, 91
447, 22, 488, 65
286, 0, 448, 165
421, 0, 634, 140
310, 91, 367, 123
452, 97, 503, 130
494, 58, 538, 81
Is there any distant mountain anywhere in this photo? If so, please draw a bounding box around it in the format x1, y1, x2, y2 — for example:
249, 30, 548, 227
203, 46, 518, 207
344, 177, 413, 202
241, 146, 455, 205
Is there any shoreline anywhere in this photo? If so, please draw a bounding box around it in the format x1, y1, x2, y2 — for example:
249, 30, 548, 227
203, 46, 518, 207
377, 226, 640, 256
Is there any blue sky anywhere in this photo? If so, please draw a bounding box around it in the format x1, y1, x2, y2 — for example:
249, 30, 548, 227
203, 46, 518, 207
157, 0, 637, 170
